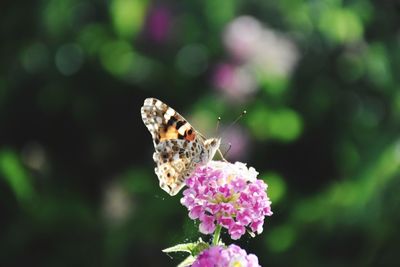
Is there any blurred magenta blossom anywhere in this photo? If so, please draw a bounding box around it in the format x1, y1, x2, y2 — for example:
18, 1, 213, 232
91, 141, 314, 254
223, 16, 264, 62
181, 161, 272, 240
223, 16, 299, 77
146, 6, 171, 43
213, 16, 299, 102
192, 244, 261, 267
213, 63, 257, 101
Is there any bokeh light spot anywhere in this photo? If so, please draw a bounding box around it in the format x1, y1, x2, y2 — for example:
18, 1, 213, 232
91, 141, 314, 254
204, 0, 235, 28
111, 0, 147, 38
319, 8, 363, 44
102, 182, 132, 225
146, 6, 171, 43
260, 75, 289, 96
247, 105, 269, 140
0, 149, 34, 202
55, 43, 84, 76
266, 225, 296, 252
176, 44, 208, 77
287, 4, 313, 33
268, 108, 303, 142
42, 0, 74, 37
293, 199, 325, 223
127, 54, 156, 83
365, 43, 392, 87
21, 142, 46, 171
261, 172, 287, 204
248, 105, 303, 142
100, 40, 134, 77
78, 24, 110, 56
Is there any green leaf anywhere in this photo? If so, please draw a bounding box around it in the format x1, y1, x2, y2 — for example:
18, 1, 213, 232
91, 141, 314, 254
177, 256, 196, 267
162, 238, 209, 256
162, 243, 197, 254
190, 240, 209, 256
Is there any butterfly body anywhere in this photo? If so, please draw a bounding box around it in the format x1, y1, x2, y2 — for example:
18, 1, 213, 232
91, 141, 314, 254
141, 98, 220, 195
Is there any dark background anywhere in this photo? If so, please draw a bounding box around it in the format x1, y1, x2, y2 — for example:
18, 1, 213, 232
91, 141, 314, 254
1, 0, 400, 266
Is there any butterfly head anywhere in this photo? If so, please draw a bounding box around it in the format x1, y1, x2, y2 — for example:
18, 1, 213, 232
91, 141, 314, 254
203, 138, 221, 162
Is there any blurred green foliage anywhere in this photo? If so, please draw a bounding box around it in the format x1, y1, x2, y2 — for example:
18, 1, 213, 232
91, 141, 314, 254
1, 0, 400, 266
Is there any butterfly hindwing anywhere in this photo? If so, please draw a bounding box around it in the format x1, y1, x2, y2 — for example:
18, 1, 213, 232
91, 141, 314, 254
153, 139, 200, 195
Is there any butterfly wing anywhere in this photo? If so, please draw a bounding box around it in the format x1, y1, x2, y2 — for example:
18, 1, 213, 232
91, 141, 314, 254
153, 139, 202, 195
141, 98, 203, 195
141, 98, 197, 145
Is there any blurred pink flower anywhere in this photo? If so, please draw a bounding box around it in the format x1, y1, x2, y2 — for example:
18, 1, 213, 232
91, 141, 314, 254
213, 63, 257, 101
181, 161, 272, 240
192, 244, 261, 267
223, 16, 299, 77
223, 16, 264, 62
221, 125, 250, 161
146, 7, 171, 43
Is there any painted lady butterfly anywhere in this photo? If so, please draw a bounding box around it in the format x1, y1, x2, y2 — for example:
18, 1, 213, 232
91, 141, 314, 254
141, 98, 221, 196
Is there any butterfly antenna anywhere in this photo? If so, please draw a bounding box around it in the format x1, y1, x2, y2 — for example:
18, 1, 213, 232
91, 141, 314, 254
216, 116, 221, 135
217, 110, 246, 161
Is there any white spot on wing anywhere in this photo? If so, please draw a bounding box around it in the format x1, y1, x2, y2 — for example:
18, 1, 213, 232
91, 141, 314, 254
155, 100, 164, 109
166, 108, 175, 116
144, 98, 153, 106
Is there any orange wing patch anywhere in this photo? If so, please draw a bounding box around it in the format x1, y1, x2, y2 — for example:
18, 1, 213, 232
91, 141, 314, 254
184, 128, 196, 141
159, 115, 196, 142
159, 126, 179, 141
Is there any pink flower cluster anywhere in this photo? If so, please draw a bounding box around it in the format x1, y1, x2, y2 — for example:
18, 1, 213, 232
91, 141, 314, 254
181, 161, 272, 240
192, 244, 261, 267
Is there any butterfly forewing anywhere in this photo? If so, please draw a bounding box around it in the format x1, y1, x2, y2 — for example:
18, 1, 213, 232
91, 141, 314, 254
141, 98, 207, 196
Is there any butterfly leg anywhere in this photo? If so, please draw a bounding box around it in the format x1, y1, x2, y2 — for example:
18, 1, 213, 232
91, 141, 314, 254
217, 149, 228, 162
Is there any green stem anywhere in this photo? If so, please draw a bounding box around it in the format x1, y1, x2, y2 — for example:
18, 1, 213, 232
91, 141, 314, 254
212, 224, 222, 246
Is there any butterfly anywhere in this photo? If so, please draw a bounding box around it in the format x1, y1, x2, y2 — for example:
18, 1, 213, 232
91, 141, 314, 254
141, 98, 221, 196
